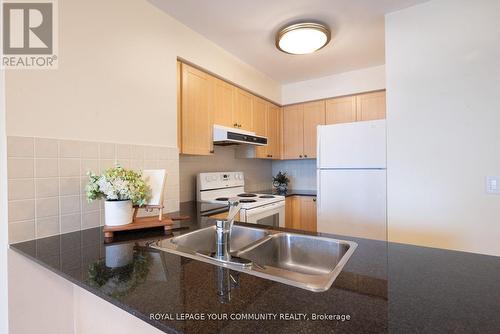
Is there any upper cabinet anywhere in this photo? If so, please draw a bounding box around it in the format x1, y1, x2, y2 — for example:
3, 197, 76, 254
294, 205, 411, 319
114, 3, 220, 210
212, 78, 234, 128
326, 91, 385, 125
283, 104, 305, 159
303, 101, 325, 159
255, 100, 281, 159
282, 91, 385, 160
178, 61, 281, 158
252, 96, 267, 137
234, 88, 253, 131
179, 63, 213, 155
283, 101, 325, 159
266, 104, 281, 159
356, 91, 386, 121
325, 95, 357, 124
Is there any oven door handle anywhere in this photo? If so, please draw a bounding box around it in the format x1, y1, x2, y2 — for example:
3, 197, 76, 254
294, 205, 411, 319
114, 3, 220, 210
244, 201, 285, 216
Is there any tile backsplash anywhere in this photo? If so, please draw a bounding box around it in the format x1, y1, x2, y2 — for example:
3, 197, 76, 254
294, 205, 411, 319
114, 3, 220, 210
272, 159, 317, 190
7, 136, 179, 243
180, 146, 272, 202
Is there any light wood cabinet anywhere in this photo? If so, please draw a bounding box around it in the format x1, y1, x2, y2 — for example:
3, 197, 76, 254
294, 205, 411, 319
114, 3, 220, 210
212, 78, 234, 128
285, 195, 317, 232
325, 95, 357, 124
356, 91, 386, 121
266, 104, 281, 159
234, 88, 253, 131
282, 104, 305, 159
325, 91, 385, 125
255, 101, 281, 159
283, 102, 325, 159
252, 96, 267, 137
180, 63, 213, 155
303, 101, 325, 159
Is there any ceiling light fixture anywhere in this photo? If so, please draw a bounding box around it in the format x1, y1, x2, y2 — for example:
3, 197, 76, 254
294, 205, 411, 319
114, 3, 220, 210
276, 22, 331, 55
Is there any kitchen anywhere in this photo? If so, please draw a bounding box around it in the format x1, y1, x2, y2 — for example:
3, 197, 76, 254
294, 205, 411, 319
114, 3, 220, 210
1, 0, 500, 333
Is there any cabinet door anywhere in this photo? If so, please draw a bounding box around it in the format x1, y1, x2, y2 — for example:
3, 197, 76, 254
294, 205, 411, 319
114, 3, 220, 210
266, 103, 281, 159
234, 88, 253, 131
325, 96, 357, 125
253, 97, 268, 158
180, 64, 213, 155
356, 91, 386, 121
282, 104, 304, 159
285, 197, 294, 228
299, 196, 317, 233
213, 78, 234, 128
303, 101, 325, 159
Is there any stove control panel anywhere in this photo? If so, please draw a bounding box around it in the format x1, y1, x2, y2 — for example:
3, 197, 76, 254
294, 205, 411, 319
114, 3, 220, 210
197, 172, 245, 191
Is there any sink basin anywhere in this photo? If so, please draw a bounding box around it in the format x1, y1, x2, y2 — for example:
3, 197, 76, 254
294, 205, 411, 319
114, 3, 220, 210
152, 225, 357, 292
236, 233, 351, 276
162, 225, 269, 254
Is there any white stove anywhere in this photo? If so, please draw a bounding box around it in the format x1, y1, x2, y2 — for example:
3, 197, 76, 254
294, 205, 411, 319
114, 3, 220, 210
197, 172, 285, 227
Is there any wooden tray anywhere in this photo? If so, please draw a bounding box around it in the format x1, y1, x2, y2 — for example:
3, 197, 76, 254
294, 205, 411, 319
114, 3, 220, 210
103, 214, 190, 240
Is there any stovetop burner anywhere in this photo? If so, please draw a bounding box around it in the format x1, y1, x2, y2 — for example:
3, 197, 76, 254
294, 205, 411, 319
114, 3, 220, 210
239, 199, 257, 203
259, 195, 275, 198
215, 197, 229, 202
238, 193, 257, 198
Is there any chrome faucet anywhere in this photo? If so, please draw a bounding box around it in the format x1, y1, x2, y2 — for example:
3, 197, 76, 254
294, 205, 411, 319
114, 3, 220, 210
214, 198, 241, 261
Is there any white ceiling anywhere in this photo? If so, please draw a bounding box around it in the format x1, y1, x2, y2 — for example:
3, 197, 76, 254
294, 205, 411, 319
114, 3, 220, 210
152, 0, 428, 83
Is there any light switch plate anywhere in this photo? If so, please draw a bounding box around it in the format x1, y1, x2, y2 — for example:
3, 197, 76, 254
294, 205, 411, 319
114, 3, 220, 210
486, 176, 500, 194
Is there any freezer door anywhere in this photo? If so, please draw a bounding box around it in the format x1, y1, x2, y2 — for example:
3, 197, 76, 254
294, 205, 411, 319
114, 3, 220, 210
317, 120, 386, 169
317, 169, 386, 241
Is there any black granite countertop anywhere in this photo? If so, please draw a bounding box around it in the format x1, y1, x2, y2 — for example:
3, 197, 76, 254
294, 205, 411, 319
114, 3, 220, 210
10, 202, 500, 333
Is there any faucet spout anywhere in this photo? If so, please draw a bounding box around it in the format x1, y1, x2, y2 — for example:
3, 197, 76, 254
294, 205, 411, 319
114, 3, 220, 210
214, 198, 241, 261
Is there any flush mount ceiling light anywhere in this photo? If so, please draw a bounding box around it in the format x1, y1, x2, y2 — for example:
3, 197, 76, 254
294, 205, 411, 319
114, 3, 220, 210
276, 22, 331, 55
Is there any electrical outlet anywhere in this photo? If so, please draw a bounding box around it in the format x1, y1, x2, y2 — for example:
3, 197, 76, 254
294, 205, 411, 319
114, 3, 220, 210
486, 176, 500, 194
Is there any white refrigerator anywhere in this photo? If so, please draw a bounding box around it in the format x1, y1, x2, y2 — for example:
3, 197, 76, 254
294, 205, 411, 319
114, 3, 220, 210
317, 120, 386, 241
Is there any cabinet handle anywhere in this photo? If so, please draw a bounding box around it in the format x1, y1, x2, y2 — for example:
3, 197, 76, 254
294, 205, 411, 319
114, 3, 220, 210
238, 124, 242, 128
233, 123, 238, 127
304, 154, 308, 158
209, 150, 214, 154
313, 198, 316, 202
299, 155, 303, 158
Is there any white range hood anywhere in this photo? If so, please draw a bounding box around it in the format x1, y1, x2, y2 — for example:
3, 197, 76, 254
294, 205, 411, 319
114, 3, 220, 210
213, 124, 267, 146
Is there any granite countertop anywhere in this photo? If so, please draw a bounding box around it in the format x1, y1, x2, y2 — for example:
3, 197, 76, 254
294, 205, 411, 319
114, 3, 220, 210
10, 202, 500, 333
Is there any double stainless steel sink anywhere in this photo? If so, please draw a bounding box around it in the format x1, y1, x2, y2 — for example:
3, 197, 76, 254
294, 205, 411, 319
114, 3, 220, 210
152, 225, 357, 292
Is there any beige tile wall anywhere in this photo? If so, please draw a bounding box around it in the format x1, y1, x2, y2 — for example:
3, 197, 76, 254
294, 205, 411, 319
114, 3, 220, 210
272, 159, 317, 190
180, 146, 273, 202
7, 136, 180, 243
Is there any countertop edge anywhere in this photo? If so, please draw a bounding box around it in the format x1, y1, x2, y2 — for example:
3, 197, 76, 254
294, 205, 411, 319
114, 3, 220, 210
9, 244, 179, 334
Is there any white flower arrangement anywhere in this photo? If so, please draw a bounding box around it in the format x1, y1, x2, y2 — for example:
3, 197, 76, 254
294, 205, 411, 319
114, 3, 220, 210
86, 166, 150, 206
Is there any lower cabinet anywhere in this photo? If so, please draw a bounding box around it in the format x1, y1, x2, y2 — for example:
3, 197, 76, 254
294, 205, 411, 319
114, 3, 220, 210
285, 195, 317, 232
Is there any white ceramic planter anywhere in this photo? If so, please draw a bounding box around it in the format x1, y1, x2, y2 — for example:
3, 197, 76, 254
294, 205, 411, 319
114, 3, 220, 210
105, 243, 134, 268
104, 200, 133, 226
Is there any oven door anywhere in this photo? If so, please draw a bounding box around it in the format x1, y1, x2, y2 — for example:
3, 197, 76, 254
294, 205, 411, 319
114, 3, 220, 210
242, 201, 285, 228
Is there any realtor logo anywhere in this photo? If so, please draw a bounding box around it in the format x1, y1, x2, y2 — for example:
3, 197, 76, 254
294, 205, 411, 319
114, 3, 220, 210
2, 0, 58, 69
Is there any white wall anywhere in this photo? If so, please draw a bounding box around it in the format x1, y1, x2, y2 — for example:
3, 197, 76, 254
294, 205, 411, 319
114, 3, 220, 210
281, 65, 385, 105
5, 0, 281, 146
0, 14, 9, 330
386, 0, 500, 256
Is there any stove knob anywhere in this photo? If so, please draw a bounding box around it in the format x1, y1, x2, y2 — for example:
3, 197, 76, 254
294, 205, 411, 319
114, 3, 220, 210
205, 176, 211, 182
